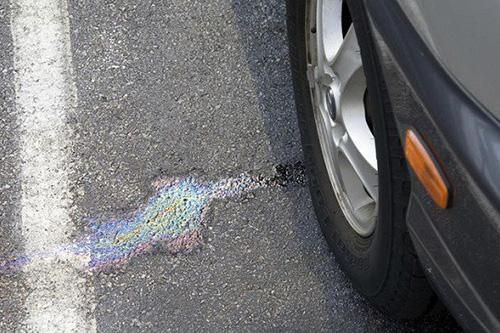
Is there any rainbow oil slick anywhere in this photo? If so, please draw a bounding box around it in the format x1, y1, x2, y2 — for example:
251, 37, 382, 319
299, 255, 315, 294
0, 163, 304, 273
77, 174, 269, 270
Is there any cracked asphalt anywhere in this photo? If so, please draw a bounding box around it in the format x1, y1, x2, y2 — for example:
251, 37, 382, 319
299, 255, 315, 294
0, 0, 460, 332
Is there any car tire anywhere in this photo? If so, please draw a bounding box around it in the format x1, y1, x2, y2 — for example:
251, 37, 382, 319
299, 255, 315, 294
286, 0, 437, 319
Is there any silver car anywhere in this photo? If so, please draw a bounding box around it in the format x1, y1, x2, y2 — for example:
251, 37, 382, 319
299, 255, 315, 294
287, 0, 500, 331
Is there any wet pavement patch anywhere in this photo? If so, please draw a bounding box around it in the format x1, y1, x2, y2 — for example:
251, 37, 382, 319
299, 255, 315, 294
270, 161, 306, 187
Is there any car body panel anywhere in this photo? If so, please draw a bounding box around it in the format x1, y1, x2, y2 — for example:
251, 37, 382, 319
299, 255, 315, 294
397, 0, 500, 121
363, 1, 500, 331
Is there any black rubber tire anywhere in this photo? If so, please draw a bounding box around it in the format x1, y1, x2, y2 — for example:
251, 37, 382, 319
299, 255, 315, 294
286, 0, 437, 320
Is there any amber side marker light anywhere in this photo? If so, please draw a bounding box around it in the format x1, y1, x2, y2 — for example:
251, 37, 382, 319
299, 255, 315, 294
405, 129, 449, 209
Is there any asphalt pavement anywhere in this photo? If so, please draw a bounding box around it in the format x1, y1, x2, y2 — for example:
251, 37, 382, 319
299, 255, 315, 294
0, 0, 460, 332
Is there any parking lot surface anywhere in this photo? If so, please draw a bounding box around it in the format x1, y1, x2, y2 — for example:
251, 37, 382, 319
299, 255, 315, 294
0, 1, 459, 331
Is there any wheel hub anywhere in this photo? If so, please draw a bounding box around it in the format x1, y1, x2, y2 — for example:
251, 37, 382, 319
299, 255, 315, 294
326, 87, 337, 121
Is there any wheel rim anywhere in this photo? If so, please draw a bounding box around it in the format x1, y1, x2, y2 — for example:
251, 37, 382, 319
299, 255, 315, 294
306, 0, 378, 237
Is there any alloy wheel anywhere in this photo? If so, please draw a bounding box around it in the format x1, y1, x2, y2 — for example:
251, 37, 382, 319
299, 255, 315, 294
306, 0, 378, 237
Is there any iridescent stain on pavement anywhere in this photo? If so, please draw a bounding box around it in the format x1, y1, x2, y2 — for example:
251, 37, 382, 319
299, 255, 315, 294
80, 174, 269, 270
0, 163, 304, 272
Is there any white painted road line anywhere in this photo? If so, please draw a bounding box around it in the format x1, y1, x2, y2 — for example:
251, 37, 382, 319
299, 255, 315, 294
11, 0, 96, 332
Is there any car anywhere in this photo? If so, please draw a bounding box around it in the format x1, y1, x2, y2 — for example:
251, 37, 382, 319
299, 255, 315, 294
286, 0, 500, 331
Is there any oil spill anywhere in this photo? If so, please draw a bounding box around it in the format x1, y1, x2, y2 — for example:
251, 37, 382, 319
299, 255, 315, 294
0, 163, 305, 273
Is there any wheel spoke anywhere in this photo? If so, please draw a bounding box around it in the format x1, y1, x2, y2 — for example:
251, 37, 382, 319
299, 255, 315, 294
317, 0, 343, 64
331, 27, 363, 93
338, 132, 378, 201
